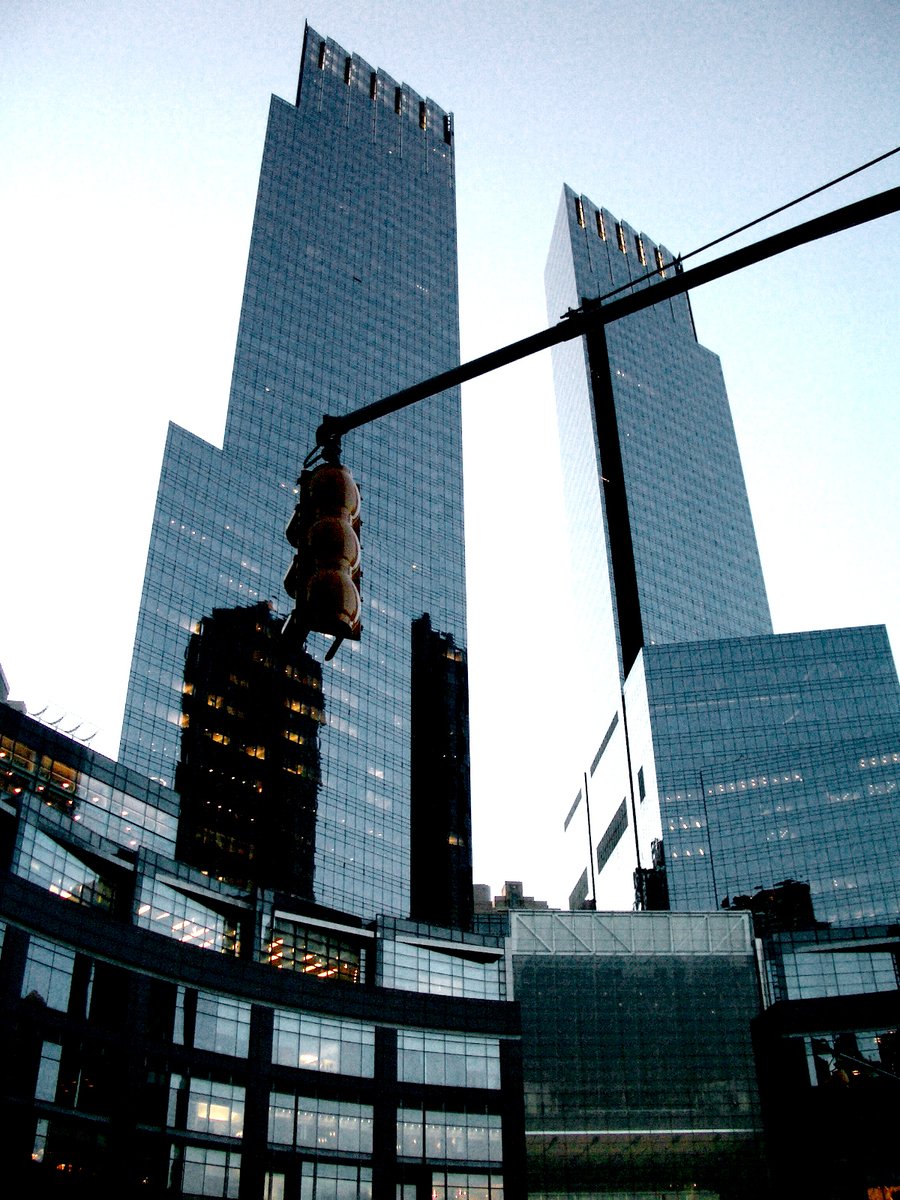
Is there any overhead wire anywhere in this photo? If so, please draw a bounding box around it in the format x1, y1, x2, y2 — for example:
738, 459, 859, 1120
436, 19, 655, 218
579, 142, 900, 310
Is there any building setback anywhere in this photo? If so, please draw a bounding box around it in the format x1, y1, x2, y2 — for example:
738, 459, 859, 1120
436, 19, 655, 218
119, 25, 469, 923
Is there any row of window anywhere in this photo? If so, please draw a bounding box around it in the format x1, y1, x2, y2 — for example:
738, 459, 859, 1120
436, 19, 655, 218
315, 42, 452, 144
572, 197, 667, 274
1, 733, 177, 854
21, 934, 504, 1085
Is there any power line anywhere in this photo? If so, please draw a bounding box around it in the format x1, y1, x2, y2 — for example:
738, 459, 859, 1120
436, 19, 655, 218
587, 143, 900, 307
683, 142, 900, 264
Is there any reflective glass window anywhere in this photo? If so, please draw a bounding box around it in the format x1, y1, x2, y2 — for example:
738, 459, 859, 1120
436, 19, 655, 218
397, 1030, 501, 1088
21, 935, 75, 1010
272, 1009, 374, 1076
268, 1093, 373, 1154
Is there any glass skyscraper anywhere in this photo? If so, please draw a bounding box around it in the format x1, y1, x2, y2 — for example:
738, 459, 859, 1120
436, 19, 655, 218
628, 626, 900, 924
119, 27, 467, 922
547, 186, 900, 922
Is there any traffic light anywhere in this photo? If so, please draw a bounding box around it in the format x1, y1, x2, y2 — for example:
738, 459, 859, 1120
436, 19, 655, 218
283, 460, 362, 661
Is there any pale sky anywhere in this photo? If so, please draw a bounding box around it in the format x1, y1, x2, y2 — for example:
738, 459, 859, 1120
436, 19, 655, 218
2, 1, 898, 906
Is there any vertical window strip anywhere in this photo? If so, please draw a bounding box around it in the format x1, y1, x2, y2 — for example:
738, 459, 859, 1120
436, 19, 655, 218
655, 248, 667, 278
616, 223, 627, 253
635, 235, 647, 265
596, 211, 607, 240
317, 42, 326, 70
574, 197, 586, 228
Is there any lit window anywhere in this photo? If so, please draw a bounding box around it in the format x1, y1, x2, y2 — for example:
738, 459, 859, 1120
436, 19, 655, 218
595, 211, 606, 240
574, 197, 585, 228
616, 223, 627, 253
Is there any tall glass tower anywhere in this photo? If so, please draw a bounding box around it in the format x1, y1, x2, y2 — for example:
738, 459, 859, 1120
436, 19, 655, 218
119, 27, 468, 921
546, 186, 900, 922
546, 186, 772, 695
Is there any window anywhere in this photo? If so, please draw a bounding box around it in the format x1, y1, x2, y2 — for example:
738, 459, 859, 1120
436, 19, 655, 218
193, 991, 251, 1058
34, 1041, 62, 1101
397, 1109, 502, 1163
635, 235, 647, 265
269, 1093, 373, 1154
175, 1145, 240, 1198
21, 935, 75, 1010
397, 1030, 501, 1089
272, 1010, 374, 1076
379, 939, 505, 1000
432, 1173, 505, 1199
563, 790, 582, 832
655, 247, 667, 278
574, 197, 585, 228
185, 1078, 245, 1139
300, 1162, 371, 1198
419, 101, 427, 130
596, 800, 628, 873
268, 919, 363, 984
136, 880, 239, 955
616, 222, 627, 253
17, 827, 116, 910
595, 211, 607, 240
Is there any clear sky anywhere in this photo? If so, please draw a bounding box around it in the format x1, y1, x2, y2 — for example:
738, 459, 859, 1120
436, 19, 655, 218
2, 1, 898, 905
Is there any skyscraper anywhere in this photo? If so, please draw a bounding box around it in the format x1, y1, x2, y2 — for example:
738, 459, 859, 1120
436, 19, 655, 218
119, 27, 468, 921
546, 186, 900, 920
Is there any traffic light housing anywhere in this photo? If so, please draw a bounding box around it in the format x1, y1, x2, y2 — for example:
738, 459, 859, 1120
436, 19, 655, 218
284, 460, 362, 661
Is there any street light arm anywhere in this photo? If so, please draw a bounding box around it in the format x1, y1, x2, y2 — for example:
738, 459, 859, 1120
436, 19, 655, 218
315, 183, 900, 449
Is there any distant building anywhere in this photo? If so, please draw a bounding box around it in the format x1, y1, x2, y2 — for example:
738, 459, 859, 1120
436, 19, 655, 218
473, 881, 551, 915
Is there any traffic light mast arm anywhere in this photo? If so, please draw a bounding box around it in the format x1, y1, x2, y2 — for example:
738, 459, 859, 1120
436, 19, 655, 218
315, 183, 900, 449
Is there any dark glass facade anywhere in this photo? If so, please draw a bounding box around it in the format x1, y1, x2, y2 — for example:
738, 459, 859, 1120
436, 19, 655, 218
409, 614, 473, 932
119, 27, 467, 922
175, 602, 323, 895
753, 923, 900, 1197
0, 700, 524, 1197
509, 909, 768, 1198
